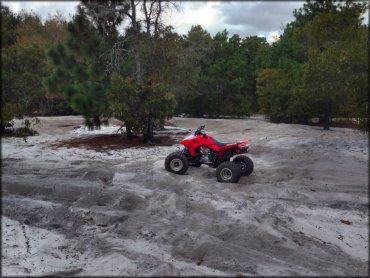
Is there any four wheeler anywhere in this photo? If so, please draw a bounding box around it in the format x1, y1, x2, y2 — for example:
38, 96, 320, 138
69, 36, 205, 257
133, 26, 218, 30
165, 125, 253, 183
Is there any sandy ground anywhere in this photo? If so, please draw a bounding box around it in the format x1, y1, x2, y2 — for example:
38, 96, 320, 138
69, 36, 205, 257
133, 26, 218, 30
1, 116, 368, 276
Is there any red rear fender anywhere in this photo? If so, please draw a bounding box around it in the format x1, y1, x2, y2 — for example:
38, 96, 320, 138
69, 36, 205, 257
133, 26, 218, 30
218, 139, 250, 157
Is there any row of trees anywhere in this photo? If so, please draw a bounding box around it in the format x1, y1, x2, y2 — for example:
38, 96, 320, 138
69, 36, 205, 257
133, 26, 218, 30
255, 0, 369, 130
173, 27, 268, 118
43, 1, 178, 142
1, 5, 73, 125
1, 0, 368, 138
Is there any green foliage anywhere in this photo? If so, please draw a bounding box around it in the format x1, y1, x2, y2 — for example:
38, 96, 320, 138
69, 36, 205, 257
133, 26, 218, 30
2, 117, 40, 139
174, 27, 269, 118
2, 44, 48, 114
14, 118, 40, 138
255, 0, 369, 130
291, 0, 339, 28
299, 1, 368, 129
256, 69, 292, 122
1, 103, 18, 131
173, 25, 214, 117
108, 73, 176, 136
44, 13, 111, 129
108, 74, 139, 132
142, 82, 177, 124
1, 5, 20, 48
2, 1, 368, 134
1, 7, 71, 117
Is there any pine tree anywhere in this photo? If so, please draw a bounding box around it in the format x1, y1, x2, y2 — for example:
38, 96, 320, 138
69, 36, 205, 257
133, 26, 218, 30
44, 10, 110, 130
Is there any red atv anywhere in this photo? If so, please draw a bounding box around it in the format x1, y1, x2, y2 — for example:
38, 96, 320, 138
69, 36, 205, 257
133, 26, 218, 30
165, 125, 253, 183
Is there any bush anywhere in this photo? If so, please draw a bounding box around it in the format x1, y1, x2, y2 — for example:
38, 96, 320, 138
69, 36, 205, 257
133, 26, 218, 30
357, 118, 369, 132
10, 118, 40, 138
14, 126, 39, 137
1, 102, 18, 131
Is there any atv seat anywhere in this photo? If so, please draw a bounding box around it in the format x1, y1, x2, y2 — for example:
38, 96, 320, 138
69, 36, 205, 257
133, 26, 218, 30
210, 137, 235, 147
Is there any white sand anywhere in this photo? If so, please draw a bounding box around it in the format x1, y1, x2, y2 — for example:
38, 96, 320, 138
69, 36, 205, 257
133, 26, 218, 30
2, 116, 368, 276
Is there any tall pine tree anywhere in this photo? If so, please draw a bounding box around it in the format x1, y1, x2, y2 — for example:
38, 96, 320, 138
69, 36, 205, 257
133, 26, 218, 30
43, 9, 110, 130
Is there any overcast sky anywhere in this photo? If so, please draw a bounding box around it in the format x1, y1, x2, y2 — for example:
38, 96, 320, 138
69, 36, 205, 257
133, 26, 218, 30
0, 1, 320, 43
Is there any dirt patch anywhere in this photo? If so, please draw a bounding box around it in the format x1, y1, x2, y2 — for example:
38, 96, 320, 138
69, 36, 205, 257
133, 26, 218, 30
50, 134, 177, 151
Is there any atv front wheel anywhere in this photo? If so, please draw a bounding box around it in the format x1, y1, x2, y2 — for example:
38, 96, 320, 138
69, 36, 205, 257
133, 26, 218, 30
233, 155, 254, 176
216, 161, 241, 183
165, 152, 189, 175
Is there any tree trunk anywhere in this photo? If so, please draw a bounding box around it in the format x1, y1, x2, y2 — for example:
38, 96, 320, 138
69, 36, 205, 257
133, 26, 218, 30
86, 119, 94, 131
126, 124, 133, 139
323, 111, 330, 130
134, 50, 142, 82
143, 116, 154, 143
93, 117, 101, 130
318, 116, 324, 124
130, 0, 142, 83
148, 116, 154, 141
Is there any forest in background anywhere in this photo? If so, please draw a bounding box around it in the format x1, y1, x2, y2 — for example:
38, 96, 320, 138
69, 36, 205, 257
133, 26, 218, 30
1, 0, 368, 140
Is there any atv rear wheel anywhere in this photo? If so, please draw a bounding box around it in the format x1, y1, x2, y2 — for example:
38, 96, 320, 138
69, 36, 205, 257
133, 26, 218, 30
165, 152, 189, 175
216, 161, 241, 183
233, 155, 254, 176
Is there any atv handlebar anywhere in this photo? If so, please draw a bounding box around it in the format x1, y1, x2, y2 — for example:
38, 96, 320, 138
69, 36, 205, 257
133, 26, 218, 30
194, 125, 206, 136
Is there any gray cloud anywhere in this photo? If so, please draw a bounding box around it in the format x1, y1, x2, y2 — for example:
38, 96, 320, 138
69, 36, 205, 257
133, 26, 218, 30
180, 1, 208, 11
3, 1, 79, 21
3, 1, 306, 38
169, 1, 306, 38
218, 1, 304, 36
